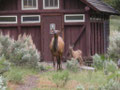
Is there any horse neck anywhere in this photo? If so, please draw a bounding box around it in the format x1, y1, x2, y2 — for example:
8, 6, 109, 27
53, 34, 58, 52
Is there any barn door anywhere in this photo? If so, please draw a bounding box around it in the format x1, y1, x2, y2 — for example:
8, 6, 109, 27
42, 15, 62, 62
64, 25, 86, 58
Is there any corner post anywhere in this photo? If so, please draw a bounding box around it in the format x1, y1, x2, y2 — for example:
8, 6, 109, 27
85, 6, 91, 56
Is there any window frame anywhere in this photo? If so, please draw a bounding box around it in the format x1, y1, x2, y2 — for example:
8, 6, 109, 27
21, 15, 41, 24
43, 0, 59, 9
0, 15, 17, 24
22, 0, 38, 10
64, 14, 85, 23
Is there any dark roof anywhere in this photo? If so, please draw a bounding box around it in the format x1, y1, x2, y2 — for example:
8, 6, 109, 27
82, 0, 119, 14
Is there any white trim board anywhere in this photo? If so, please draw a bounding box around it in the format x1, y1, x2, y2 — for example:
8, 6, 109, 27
0, 15, 17, 24
21, 15, 40, 24
64, 14, 85, 23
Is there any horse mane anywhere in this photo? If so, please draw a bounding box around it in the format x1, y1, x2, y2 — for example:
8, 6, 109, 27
53, 36, 58, 52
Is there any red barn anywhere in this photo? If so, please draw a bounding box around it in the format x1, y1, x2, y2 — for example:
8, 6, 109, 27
0, 0, 119, 62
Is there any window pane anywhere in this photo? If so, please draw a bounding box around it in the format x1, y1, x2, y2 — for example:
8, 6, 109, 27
54, 0, 58, 7
0, 17, 16, 22
44, 0, 59, 8
28, 0, 32, 7
66, 16, 83, 21
65, 14, 85, 22
24, 0, 27, 8
22, 15, 40, 23
33, 0, 37, 7
23, 0, 37, 9
50, 0, 54, 7
45, 0, 49, 7
23, 17, 39, 21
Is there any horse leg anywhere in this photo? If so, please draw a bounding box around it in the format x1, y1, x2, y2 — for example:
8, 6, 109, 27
56, 56, 59, 70
53, 57, 56, 70
56, 56, 61, 70
59, 56, 62, 70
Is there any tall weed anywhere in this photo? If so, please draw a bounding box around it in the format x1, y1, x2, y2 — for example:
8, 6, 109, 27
66, 58, 79, 72
52, 70, 69, 87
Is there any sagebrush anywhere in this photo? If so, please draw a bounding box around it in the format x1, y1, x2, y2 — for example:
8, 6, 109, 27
92, 54, 105, 70
99, 79, 120, 90
0, 76, 7, 90
107, 31, 120, 62
0, 33, 41, 68
52, 70, 69, 87
0, 55, 10, 74
66, 58, 79, 72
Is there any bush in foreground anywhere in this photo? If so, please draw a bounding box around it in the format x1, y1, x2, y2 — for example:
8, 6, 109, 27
0, 33, 41, 69
92, 54, 105, 70
99, 79, 120, 90
66, 58, 79, 72
76, 85, 85, 90
104, 60, 118, 74
6, 68, 23, 84
0, 55, 10, 74
0, 76, 7, 90
107, 31, 120, 62
52, 70, 69, 87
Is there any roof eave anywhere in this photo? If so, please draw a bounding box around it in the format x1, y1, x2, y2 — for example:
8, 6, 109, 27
81, 0, 119, 15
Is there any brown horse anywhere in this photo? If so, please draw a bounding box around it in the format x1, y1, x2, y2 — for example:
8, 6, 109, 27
50, 30, 64, 70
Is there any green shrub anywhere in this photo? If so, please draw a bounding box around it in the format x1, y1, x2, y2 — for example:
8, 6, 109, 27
92, 54, 105, 70
0, 33, 41, 69
9, 34, 40, 68
52, 70, 69, 87
76, 85, 85, 90
0, 55, 10, 74
99, 79, 120, 90
0, 76, 7, 90
104, 60, 118, 74
107, 31, 120, 62
66, 58, 79, 72
107, 71, 120, 81
6, 68, 23, 84
0, 34, 14, 59
36, 63, 52, 71
88, 86, 95, 90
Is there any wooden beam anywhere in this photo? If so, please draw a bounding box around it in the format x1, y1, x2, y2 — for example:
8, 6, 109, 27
85, 12, 91, 56
0, 10, 86, 15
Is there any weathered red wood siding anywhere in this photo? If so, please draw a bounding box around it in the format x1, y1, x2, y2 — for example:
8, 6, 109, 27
21, 26, 41, 52
64, 0, 85, 9
64, 25, 86, 56
90, 14, 110, 55
0, 0, 17, 11
0, 27, 18, 39
0, 0, 110, 61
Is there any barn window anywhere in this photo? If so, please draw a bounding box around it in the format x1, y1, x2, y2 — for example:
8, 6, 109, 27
22, 0, 38, 10
0, 16, 17, 24
64, 14, 85, 22
21, 15, 40, 23
43, 0, 59, 9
